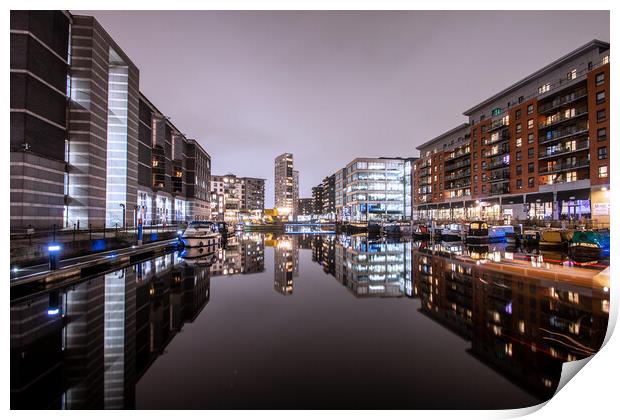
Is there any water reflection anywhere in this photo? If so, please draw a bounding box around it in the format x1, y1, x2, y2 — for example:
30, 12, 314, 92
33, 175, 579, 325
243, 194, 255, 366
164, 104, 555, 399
10, 233, 609, 409
311, 236, 609, 399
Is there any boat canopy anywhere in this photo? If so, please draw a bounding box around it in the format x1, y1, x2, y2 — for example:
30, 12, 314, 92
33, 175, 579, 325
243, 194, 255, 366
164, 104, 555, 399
541, 230, 564, 243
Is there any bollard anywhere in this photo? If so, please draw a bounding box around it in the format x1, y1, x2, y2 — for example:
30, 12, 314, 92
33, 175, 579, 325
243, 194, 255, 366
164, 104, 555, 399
48, 243, 61, 270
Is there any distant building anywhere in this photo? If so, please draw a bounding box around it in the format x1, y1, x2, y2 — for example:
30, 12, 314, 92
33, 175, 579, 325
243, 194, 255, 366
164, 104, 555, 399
292, 170, 299, 215
337, 157, 414, 222
210, 174, 265, 222
274, 153, 295, 216
296, 198, 315, 217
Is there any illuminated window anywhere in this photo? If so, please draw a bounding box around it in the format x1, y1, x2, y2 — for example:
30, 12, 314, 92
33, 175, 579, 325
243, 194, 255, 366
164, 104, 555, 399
538, 83, 551, 94
598, 166, 608, 178
527, 119, 534, 129
516, 137, 522, 147
527, 104, 534, 114
519, 320, 525, 334
505, 343, 513, 356
567, 69, 577, 80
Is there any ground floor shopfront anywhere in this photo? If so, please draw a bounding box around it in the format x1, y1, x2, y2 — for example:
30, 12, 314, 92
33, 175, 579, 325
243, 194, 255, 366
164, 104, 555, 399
414, 186, 610, 226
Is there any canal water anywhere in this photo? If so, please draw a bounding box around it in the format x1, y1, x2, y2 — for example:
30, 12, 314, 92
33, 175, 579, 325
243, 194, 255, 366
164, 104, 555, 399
10, 233, 610, 409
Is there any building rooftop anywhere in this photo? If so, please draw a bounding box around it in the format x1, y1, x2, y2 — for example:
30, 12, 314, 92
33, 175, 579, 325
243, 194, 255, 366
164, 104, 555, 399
463, 39, 610, 116
416, 123, 470, 151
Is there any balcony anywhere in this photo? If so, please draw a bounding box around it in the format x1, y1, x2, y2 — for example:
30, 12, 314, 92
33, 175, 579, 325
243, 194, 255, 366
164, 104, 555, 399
538, 106, 588, 130
484, 145, 510, 159
489, 184, 510, 196
483, 131, 510, 146
444, 159, 470, 172
488, 157, 510, 170
489, 169, 510, 183
539, 123, 589, 145
537, 87, 588, 114
445, 179, 471, 190
445, 170, 471, 181
419, 168, 430, 177
539, 158, 590, 175
419, 177, 432, 186
538, 140, 590, 159
445, 148, 471, 162
488, 117, 509, 132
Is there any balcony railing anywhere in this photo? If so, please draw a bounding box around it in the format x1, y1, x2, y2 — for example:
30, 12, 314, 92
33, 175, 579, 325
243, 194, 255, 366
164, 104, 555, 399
538, 140, 590, 159
488, 158, 510, 170
489, 169, 510, 182
539, 123, 589, 144
419, 177, 432, 186
444, 159, 470, 172
445, 179, 471, 190
483, 130, 510, 146
445, 170, 471, 181
538, 106, 588, 129
537, 87, 588, 114
488, 118, 510, 132
444, 149, 471, 162
484, 145, 510, 159
489, 185, 510, 196
539, 158, 590, 174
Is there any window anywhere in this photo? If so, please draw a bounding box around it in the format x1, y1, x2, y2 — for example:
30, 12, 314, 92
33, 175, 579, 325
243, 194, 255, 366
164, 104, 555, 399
516, 137, 522, 147
595, 72, 605, 86
481, 161, 487, 170
527, 104, 534, 115
482, 173, 487, 182
596, 91, 606, 104
492, 107, 502, 116
598, 146, 607, 160
527, 119, 534, 129
598, 165, 608, 178
528, 148, 534, 159
538, 83, 551, 94
474, 186, 478, 193
473, 152, 478, 160
516, 165, 522, 175
567, 69, 577, 80
482, 185, 487, 193
518, 96, 524, 104
528, 133, 534, 144
597, 128, 607, 141
597, 109, 606, 123
474, 163, 478, 171
528, 162, 534, 173
516, 123, 522, 134
474, 175, 478, 182
567, 171, 577, 182
516, 179, 523, 189
602, 55, 609, 65
480, 114, 485, 122
515, 109, 522, 119
528, 177, 534, 188
516, 151, 522, 161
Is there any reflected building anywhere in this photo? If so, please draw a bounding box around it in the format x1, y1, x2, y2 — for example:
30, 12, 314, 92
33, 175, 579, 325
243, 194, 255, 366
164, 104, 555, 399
210, 234, 265, 276
331, 236, 412, 298
273, 236, 299, 295
311, 235, 336, 276
413, 248, 609, 399
10, 253, 212, 409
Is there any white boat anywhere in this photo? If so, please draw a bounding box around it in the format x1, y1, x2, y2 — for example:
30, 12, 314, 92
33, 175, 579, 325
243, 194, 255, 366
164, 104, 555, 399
181, 221, 221, 248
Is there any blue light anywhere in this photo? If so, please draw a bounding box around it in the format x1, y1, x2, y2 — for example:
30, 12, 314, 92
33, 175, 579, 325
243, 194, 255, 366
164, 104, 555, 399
48, 244, 61, 252
505, 301, 512, 314
177, 230, 183, 235
47, 308, 60, 316
91, 239, 106, 251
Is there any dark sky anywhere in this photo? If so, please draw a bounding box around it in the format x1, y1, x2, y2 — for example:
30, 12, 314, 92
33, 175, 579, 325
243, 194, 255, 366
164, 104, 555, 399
76, 10, 609, 207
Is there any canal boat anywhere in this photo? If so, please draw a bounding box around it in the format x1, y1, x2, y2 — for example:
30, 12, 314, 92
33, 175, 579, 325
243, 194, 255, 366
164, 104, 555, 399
180, 245, 219, 262
466, 221, 489, 244
539, 229, 571, 250
521, 230, 541, 246
569, 230, 610, 261
440, 223, 467, 242
181, 221, 222, 248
